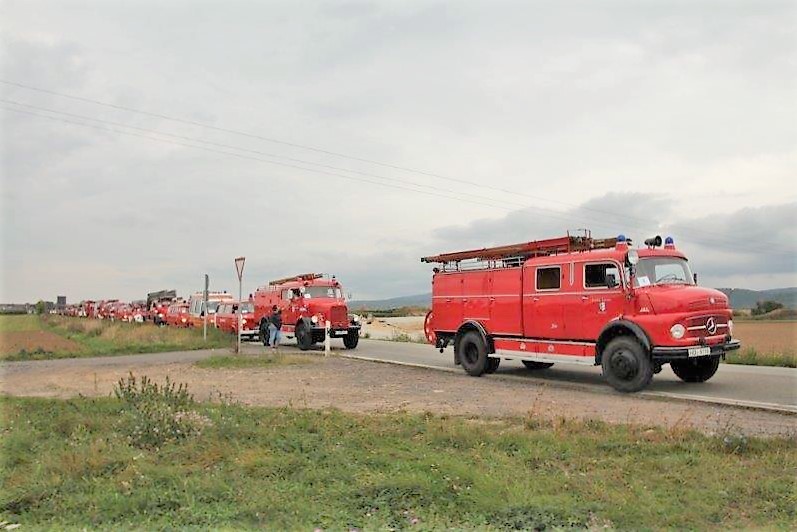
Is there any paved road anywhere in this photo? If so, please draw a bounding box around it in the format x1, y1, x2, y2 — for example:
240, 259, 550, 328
344, 339, 797, 413
2, 340, 795, 413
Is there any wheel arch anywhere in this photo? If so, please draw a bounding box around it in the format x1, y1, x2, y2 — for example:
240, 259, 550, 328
455, 320, 494, 354
595, 319, 651, 364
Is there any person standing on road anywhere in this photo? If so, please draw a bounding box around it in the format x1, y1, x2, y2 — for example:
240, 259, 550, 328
268, 305, 283, 351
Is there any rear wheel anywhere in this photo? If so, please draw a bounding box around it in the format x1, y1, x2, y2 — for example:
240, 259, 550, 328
296, 321, 314, 351
601, 336, 654, 392
670, 357, 720, 383
522, 361, 554, 370
458, 331, 488, 376
343, 330, 359, 349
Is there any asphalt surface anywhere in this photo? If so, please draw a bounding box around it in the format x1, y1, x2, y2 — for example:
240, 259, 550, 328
2, 339, 795, 413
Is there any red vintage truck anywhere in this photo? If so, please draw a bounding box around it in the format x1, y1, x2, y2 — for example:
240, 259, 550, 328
253, 273, 361, 350
187, 291, 235, 328
422, 234, 740, 392
164, 301, 190, 327
215, 300, 259, 340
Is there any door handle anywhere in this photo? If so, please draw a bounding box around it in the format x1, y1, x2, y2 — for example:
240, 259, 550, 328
532, 297, 540, 302
581, 296, 589, 301
462, 298, 469, 302
446, 298, 451, 303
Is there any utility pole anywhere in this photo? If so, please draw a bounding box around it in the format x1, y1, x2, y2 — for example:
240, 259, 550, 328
234, 257, 246, 354
203, 274, 209, 341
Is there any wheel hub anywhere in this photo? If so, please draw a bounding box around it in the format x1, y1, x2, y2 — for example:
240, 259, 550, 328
610, 349, 639, 380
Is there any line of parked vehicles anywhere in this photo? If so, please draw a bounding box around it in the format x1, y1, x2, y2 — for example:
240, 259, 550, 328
60, 230, 742, 393
60, 273, 362, 350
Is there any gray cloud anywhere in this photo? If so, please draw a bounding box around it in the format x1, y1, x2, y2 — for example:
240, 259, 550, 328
1, 1, 795, 302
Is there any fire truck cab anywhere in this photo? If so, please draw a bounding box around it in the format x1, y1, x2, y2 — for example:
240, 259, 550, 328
253, 273, 361, 350
422, 234, 740, 392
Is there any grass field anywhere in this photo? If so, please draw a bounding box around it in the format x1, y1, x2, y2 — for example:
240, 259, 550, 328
728, 320, 796, 367
0, 315, 234, 361
195, 353, 314, 369
1, 392, 794, 530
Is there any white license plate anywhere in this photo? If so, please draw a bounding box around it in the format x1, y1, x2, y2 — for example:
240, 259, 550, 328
688, 346, 711, 358
336, 330, 348, 335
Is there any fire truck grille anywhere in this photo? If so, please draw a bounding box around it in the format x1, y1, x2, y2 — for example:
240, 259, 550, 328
330, 305, 348, 326
685, 315, 729, 337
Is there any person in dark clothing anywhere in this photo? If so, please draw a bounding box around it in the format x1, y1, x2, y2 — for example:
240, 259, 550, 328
268, 305, 283, 350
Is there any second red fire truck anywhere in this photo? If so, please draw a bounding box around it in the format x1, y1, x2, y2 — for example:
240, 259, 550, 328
422, 233, 740, 392
253, 273, 361, 350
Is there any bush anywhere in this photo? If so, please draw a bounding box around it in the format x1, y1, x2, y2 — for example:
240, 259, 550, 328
114, 373, 211, 449
751, 300, 784, 316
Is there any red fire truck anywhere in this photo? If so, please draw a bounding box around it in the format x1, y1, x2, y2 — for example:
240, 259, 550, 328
164, 301, 190, 327
215, 300, 258, 340
253, 273, 361, 350
422, 234, 740, 392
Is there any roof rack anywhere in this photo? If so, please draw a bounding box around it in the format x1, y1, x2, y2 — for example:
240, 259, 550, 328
421, 235, 618, 264
268, 273, 323, 286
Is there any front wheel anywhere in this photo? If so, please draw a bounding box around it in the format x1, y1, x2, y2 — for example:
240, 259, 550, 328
601, 337, 654, 393
670, 357, 720, 383
343, 330, 359, 349
296, 321, 314, 351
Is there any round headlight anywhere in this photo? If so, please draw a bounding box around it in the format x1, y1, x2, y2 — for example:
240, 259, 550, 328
311, 315, 318, 324
670, 324, 686, 339
727, 320, 733, 335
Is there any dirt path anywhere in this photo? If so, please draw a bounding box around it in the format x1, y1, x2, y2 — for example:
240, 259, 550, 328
1, 353, 794, 437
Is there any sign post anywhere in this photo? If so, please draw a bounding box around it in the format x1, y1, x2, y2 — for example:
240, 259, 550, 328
203, 274, 209, 341
234, 257, 246, 354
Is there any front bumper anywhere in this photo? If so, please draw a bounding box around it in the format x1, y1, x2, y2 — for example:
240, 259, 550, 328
652, 339, 741, 361
312, 324, 361, 338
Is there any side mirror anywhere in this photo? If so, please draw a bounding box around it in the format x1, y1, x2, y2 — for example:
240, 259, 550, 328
693, 273, 698, 285
606, 273, 619, 289
626, 249, 639, 266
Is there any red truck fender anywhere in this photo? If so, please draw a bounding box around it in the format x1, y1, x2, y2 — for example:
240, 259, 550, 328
595, 319, 652, 364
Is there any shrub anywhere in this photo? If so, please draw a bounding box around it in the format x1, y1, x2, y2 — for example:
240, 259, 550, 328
751, 300, 784, 316
114, 373, 211, 449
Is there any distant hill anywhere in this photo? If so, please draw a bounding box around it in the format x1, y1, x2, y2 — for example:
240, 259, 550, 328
349, 293, 431, 310
716, 287, 797, 309
350, 288, 797, 311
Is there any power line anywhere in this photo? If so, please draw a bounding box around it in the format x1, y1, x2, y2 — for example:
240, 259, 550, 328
1, 78, 776, 249
4, 103, 788, 258
1, 101, 648, 234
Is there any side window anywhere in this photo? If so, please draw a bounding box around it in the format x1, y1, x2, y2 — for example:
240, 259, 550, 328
536, 266, 561, 290
282, 289, 292, 300
585, 263, 620, 289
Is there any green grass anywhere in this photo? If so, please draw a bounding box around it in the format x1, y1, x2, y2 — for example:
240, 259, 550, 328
195, 353, 314, 369
1, 394, 795, 530
0, 315, 44, 333
725, 347, 797, 368
1, 315, 234, 361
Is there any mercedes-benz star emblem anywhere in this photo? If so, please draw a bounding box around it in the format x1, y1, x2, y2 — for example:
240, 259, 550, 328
706, 317, 717, 335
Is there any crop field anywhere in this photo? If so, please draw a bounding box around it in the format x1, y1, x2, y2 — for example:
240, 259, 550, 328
0, 315, 233, 361
1, 390, 795, 530
728, 320, 797, 367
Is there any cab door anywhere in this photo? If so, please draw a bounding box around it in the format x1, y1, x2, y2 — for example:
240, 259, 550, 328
522, 263, 566, 339
577, 261, 624, 340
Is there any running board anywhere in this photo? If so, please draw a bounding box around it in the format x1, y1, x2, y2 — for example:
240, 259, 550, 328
493, 349, 597, 366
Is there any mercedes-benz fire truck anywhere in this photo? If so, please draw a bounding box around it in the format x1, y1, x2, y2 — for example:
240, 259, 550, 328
422, 233, 740, 392
253, 273, 361, 350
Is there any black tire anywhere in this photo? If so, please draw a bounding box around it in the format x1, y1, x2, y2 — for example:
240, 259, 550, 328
484, 357, 500, 374
601, 336, 654, 393
343, 330, 359, 349
670, 357, 720, 383
296, 321, 314, 351
522, 361, 554, 370
458, 331, 488, 376
259, 319, 270, 346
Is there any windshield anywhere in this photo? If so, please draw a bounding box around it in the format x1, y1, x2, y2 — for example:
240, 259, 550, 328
634, 257, 694, 287
303, 286, 343, 299
206, 301, 221, 313
239, 302, 253, 313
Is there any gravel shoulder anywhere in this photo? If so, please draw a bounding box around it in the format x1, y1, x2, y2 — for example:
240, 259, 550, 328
1, 348, 794, 437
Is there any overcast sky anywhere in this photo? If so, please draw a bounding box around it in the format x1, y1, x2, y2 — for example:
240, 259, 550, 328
1, 0, 795, 302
